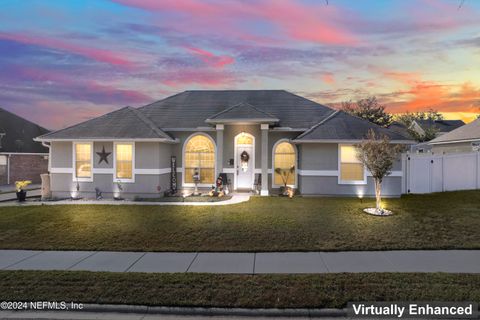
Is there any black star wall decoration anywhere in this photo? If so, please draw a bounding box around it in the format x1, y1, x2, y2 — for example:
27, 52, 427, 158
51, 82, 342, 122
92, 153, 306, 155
96, 146, 111, 164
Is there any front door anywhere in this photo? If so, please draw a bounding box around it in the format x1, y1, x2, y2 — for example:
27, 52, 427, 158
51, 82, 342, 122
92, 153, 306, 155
235, 133, 255, 190
236, 145, 253, 189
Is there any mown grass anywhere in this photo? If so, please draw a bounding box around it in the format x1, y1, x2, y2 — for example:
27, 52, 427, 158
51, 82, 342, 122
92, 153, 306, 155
0, 271, 478, 308
0, 191, 478, 251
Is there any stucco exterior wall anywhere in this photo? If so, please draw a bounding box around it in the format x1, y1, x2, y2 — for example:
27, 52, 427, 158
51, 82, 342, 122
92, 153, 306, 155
50, 141, 172, 199
47, 135, 404, 197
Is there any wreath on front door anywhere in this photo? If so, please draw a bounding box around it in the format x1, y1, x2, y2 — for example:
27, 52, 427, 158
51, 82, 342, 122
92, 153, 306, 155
240, 151, 250, 172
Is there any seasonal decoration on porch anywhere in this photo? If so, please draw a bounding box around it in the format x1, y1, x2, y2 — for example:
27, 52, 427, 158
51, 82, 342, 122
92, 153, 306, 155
192, 168, 200, 195
356, 129, 404, 216
209, 174, 225, 197
114, 180, 124, 200
274, 165, 295, 198
71, 177, 81, 200
15, 180, 31, 202
95, 187, 103, 200
96, 146, 111, 164
240, 150, 250, 172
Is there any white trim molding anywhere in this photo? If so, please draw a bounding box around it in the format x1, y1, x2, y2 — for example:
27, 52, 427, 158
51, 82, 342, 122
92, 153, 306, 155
135, 168, 171, 175
298, 170, 338, 176
51, 167, 74, 174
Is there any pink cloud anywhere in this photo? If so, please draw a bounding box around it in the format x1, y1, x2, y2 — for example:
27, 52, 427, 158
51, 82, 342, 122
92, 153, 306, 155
113, 0, 358, 45
184, 46, 234, 68
0, 32, 134, 67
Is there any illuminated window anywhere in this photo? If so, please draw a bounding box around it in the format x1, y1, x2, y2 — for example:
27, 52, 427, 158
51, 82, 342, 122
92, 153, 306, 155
184, 135, 215, 184
273, 141, 296, 185
75, 143, 92, 178
236, 134, 253, 145
340, 145, 364, 182
115, 143, 133, 180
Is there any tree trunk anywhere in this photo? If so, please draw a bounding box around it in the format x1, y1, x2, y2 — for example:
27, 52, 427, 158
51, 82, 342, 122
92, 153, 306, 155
374, 179, 382, 211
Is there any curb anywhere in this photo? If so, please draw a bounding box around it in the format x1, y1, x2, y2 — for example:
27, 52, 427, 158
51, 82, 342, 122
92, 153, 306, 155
80, 304, 348, 317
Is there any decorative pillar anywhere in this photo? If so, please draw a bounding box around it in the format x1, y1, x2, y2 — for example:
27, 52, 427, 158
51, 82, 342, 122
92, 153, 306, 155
216, 124, 224, 177
261, 123, 269, 196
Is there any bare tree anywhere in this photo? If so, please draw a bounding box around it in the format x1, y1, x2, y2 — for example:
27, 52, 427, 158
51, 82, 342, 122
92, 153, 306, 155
341, 96, 393, 127
356, 130, 404, 214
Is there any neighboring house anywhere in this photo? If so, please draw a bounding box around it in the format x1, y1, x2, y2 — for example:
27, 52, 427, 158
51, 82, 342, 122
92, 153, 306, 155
412, 119, 465, 137
429, 118, 480, 154
35, 90, 412, 199
0, 108, 49, 185
390, 119, 465, 153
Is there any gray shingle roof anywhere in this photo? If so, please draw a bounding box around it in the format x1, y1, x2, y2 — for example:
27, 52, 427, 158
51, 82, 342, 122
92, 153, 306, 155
294, 111, 412, 142
206, 102, 279, 123
139, 90, 332, 128
416, 119, 465, 133
37, 107, 173, 141
0, 107, 49, 153
429, 118, 480, 144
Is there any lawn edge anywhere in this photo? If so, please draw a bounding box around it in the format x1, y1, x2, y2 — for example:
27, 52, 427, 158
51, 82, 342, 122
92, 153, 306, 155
79, 304, 347, 317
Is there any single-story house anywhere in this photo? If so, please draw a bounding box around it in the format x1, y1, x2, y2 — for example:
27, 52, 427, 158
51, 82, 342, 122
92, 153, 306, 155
429, 118, 480, 154
35, 90, 412, 199
0, 107, 49, 185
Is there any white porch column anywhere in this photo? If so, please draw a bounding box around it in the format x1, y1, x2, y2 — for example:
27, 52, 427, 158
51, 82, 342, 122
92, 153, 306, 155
216, 124, 224, 176
260, 123, 269, 196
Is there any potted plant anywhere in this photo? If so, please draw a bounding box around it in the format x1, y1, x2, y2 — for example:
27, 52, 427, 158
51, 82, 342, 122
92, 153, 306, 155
274, 165, 295, 197
15, 180, 32, 202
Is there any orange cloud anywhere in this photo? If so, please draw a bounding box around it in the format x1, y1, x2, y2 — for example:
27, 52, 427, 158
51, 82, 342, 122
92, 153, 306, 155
322, 73, 335, 85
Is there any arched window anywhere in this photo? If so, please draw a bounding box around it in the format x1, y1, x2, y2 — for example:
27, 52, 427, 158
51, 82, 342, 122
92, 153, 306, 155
184, 134, 215, 184
273, 141, 296, 186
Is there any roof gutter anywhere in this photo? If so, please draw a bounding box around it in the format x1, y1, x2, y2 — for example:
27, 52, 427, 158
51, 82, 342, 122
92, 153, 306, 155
34, 138, 179, 144
429, 138, 480, 145
291, 139, 415, 144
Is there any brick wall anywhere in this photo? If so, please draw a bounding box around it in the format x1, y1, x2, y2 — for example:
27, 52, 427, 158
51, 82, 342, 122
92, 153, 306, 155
9, 154, 48, 184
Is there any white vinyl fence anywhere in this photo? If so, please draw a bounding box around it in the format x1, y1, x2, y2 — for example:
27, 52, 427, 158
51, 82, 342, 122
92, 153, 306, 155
402, 151, 480, 194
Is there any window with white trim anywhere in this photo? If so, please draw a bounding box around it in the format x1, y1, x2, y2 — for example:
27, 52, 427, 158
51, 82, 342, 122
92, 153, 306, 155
273, 141, 296, 186
184, 135, 215, 184
74, 143, 92, 179
339, 145, 365, 183
115, 143, 133, 180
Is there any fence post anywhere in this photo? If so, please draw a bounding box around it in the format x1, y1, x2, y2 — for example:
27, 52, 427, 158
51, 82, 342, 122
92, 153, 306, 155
477, 152, 480, 189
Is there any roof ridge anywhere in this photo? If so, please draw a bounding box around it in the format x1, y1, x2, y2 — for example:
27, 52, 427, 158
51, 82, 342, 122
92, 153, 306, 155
243, 102, 279, 119
36, 106, 130, 140
295, 110, 340, 139
0, 107, 49, 132
127, 107, 173, 140
206, 101, 279, 120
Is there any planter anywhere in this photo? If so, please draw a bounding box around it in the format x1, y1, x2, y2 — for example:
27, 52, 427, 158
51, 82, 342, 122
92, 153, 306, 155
16, 190, 27, 202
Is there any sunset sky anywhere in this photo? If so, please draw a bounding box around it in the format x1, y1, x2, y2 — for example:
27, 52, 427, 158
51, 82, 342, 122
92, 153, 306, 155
1, 0, 479, 129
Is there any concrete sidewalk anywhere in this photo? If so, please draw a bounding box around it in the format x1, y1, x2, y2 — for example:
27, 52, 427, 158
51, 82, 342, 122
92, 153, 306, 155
1, 250, 478, 274
0, 194, 250, 206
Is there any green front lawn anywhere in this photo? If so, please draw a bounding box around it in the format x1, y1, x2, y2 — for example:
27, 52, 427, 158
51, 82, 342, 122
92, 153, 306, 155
1, 271, 478, 308
0, 191, 479, 251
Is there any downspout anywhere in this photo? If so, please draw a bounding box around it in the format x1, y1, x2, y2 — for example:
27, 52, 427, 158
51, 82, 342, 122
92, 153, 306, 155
6, 154, 10, 185
41, 141, 51, 172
